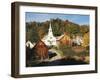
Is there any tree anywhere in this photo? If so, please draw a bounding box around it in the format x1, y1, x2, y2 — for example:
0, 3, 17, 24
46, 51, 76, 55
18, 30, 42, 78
80, 25, 89, 35
26, 22, 40, 43
82, 32, 89, 47
38, 27, 45, 39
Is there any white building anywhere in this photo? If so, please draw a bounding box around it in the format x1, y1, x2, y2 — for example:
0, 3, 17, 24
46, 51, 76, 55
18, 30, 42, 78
26, 40, 35, 49
42, 23, 57, 47
72, 36, 83, 46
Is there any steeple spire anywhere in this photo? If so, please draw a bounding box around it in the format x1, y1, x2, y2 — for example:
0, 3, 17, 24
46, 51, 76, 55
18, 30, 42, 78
48, 22, 53, 36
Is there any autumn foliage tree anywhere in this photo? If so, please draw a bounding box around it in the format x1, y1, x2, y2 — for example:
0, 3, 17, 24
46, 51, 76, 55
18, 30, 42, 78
82, 32, 89, 47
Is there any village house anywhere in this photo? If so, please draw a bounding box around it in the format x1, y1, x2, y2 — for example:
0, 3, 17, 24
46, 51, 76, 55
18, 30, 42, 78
58, 32, 71, 46
72, 35, 83, 46
26, 40, 36, 49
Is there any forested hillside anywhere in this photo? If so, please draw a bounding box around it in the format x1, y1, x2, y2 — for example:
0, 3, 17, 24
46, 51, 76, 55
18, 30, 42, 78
26, 18, 89, 43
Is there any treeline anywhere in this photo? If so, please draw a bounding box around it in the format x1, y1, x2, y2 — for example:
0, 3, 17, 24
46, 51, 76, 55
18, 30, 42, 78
26, 18, 89, 43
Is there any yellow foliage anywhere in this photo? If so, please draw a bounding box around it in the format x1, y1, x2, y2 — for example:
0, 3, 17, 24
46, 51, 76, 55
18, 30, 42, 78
82, 32, 89, 47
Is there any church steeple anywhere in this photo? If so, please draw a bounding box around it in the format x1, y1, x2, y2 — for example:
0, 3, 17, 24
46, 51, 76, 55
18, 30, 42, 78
48, 22, 53, 36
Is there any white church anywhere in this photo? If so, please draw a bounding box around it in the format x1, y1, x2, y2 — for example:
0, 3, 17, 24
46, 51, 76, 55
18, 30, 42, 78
42, 22, 57, 47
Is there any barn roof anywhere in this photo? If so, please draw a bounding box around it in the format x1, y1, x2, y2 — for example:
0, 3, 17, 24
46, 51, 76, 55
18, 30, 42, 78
34, 40, 48, 49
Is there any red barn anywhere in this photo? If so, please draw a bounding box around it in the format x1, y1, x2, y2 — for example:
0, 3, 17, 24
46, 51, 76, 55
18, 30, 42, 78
33, 40, 48, 60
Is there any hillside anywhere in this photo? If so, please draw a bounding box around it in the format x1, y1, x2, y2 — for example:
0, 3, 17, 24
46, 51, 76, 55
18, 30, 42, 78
26, 18, 89, 43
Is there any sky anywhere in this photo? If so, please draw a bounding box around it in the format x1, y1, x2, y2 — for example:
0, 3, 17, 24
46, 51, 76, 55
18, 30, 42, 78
25, 12, 89, 25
